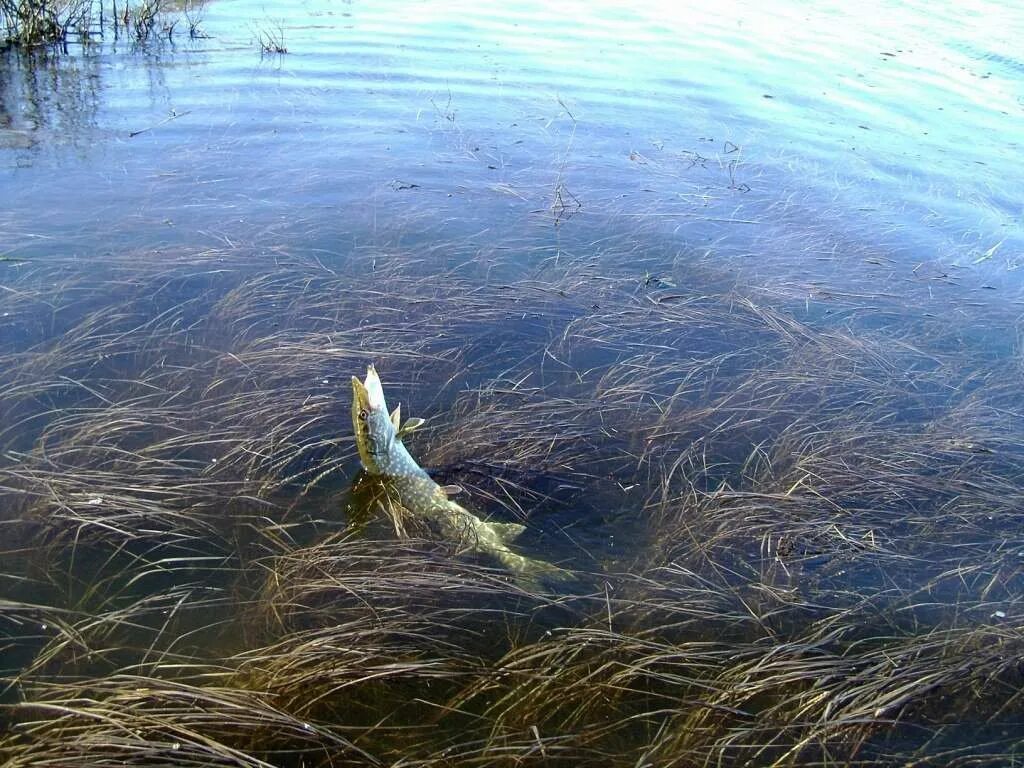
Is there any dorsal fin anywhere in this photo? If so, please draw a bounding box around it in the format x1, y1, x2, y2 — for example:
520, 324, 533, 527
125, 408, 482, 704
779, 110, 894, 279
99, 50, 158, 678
390, 404, 401, 431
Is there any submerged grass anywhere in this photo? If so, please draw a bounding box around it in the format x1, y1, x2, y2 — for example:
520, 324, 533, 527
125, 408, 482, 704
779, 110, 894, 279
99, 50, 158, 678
1, 239, 1023, 766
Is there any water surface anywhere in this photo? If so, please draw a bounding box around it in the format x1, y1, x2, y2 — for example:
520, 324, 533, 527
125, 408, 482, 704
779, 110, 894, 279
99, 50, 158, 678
1, 1, 1023, 765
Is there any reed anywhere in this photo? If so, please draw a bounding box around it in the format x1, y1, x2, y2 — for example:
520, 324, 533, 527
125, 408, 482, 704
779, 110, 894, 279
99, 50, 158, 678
0, 0, 206, 46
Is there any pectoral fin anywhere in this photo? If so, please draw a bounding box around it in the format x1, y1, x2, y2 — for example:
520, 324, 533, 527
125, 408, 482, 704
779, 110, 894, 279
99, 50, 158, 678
398, 417, 426, 438
440, 484, 464, 496
390, 404, 401, 431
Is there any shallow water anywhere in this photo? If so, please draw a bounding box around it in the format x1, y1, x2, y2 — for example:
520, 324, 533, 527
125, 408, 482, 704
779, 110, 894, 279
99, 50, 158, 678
2, 1, 1024, 765
3, 0, 1022, 280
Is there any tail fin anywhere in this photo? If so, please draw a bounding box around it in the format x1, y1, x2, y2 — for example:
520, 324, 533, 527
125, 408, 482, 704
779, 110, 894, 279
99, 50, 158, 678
495, 550, 576, 592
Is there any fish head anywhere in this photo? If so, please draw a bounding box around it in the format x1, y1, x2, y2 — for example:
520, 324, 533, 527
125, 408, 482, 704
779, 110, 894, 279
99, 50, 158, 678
351, 364, 396, 474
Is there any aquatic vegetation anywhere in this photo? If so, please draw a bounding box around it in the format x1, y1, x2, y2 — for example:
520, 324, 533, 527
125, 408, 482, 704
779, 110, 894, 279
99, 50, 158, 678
255, 20, 286, 55
3, 673, 376, 767
1, 239, 1023, 767
0, 0, 90, 46
0, 0, 209, 47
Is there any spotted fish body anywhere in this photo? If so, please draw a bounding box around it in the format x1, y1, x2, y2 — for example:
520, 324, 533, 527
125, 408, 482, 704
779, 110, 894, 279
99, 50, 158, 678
351, 365, 566, 584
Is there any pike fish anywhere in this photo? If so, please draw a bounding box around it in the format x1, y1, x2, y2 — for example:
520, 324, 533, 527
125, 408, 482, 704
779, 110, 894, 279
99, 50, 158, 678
351, 365, 568, 587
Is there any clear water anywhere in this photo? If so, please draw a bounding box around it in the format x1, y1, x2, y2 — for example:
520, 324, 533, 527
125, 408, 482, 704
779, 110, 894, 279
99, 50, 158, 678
2, 0, 1024, 763
3, 0, 1021, 284
4, 0, 1023, 529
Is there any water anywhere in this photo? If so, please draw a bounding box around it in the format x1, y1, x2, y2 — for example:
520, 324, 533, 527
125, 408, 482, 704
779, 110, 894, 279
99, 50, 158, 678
2, 1, 1023, 765
4, 1, 1021, 279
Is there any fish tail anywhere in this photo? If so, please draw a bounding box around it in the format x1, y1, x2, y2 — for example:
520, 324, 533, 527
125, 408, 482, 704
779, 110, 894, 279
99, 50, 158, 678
496, 549, 575, 592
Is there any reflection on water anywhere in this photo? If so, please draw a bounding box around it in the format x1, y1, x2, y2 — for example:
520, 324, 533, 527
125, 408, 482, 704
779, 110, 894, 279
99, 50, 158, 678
0, 48, 102, 153
1, 1, 1023, 766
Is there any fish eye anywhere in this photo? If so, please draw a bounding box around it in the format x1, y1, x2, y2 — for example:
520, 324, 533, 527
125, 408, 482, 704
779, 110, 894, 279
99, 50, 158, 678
358, 409, 369, 421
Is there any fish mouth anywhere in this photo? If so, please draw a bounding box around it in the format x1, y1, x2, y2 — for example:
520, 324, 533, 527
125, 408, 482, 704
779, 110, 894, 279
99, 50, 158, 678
352, 364, 386, 412
362, 364, 387, 410
351, 373, 371, 414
